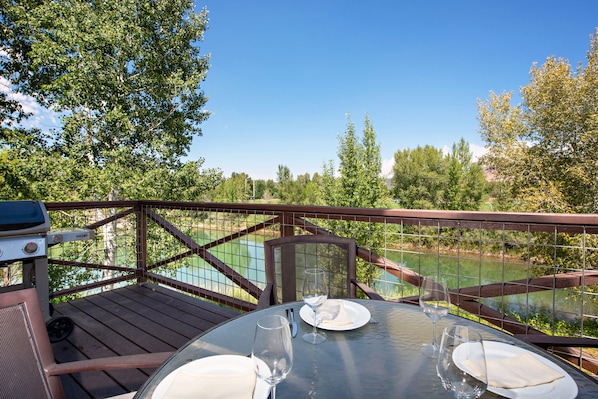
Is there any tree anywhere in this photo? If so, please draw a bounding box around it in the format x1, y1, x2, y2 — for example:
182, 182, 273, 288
391, 145, 446, 209
444, 138, 487, 210
303, 173, 323, 205
252, 179, 277, 201
360, 116, 387, 208
478, 28, 598, 214
391, 140, 486, 210
1, 0, 210, 200
322, 115, 389, 288
0, 127, 45, 199
321, 160, 339, 206
328, 115, 389, 208
165, 160, 224, 201
276, 165, 296, 204
336, 119, 362, 207
213, 173, 249, 203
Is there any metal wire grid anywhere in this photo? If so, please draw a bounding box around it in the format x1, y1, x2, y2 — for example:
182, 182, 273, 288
143, 205, 275, 308
47, 205, 598, 339
42, 203, 598, 374
48, 206, 138, 294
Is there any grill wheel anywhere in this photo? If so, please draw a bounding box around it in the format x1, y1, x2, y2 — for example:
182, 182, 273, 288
46, 315, 74, 343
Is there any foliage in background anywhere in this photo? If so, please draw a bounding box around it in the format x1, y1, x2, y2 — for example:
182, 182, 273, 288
391, 139, 487, 210
479, 28, 598, 214
213, 172, 252, 203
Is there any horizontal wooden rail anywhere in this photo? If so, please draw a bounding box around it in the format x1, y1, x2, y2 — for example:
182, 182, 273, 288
45, 200, 598, 233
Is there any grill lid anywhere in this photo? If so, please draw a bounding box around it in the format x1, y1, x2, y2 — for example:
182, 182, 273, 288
0, 200, 50, 236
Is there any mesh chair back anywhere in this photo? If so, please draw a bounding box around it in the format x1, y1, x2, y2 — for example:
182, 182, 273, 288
0, 289, 66, 398
265, 235, 357, 304
0, 302, 53, 398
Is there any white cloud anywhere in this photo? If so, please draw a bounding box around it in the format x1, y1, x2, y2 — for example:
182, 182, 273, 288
469, 143, 487, 162
1, 77, 61, 131
381, 157, 394, 178
1, 77, 39, 113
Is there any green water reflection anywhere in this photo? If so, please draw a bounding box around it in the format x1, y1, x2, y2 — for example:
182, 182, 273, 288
379, 250, 598, 317
174, 239, 597, 317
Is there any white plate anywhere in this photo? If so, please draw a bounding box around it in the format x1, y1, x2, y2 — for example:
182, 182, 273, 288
299, 300, 371, 331
454, 341, 578, 399
151, 355, 270, 399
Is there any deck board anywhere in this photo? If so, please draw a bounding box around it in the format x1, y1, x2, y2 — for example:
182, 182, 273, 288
51, 283, 240, 398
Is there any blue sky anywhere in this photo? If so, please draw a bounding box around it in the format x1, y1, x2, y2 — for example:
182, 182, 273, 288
4, 1, 597, 181
190, 0, 598, 180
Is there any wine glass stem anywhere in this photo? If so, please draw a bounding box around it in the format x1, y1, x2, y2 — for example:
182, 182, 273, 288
432, 320, 437, 350
312, 307, 319, 335
271, 384, 277, 399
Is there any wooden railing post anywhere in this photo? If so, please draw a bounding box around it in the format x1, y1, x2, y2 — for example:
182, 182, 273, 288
281, 211, 295, 238
136, 202, 148, 283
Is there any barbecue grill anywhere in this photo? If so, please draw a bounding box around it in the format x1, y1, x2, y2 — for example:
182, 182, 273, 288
0, 200, 93, 341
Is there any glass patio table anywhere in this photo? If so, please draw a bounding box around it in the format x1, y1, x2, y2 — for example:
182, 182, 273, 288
134, 300, 598, 398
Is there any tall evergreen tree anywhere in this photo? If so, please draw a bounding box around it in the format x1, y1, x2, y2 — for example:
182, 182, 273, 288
322, 115, 388, 288
327, 115, 388, 208
360, 115, 386, 208
445, 139, 486, 210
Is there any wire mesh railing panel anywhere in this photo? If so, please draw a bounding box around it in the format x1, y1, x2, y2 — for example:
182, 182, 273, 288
141, 204, 278, 311
44, 202, 598, 372
47, 205, 138, 297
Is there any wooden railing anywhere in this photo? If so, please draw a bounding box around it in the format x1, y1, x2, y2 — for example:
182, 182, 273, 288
44, 201, 598, 373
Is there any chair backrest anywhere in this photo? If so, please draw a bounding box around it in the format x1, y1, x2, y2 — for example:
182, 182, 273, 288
264, 235, 357, 304
0, 288, 64, 399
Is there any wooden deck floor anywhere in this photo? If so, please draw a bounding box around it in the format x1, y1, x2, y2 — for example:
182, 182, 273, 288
51, 283, 241, 399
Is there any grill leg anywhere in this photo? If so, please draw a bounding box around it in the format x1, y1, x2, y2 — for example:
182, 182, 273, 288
25, 258, 50, 321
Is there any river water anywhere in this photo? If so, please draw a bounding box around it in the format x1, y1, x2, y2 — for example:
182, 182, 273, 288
380, 249, 598, 318
175, 238, 598, 319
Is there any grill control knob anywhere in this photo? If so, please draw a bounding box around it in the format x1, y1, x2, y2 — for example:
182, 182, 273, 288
23, 241, 39, 254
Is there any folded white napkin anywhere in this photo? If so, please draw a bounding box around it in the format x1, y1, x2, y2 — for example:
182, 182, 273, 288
463, 349, 564, 389
320, 300, 353, 327
161, 362, 257, 399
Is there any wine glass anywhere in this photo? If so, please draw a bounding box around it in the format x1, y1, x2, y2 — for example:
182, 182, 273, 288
419, 276, 451, 356
252, 314, 294, 399
302, 268, 328, 344
436, 325, 487, 398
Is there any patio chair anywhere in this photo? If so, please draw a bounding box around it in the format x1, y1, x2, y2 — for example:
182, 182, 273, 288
257, 234, 384, 309
0, 288, 173, 399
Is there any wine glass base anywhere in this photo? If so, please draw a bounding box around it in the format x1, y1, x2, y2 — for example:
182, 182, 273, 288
303, 331, 326, 344
421, 343, 438, 357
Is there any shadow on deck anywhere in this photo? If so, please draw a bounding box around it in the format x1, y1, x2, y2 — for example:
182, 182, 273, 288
51, 283, 241, 399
